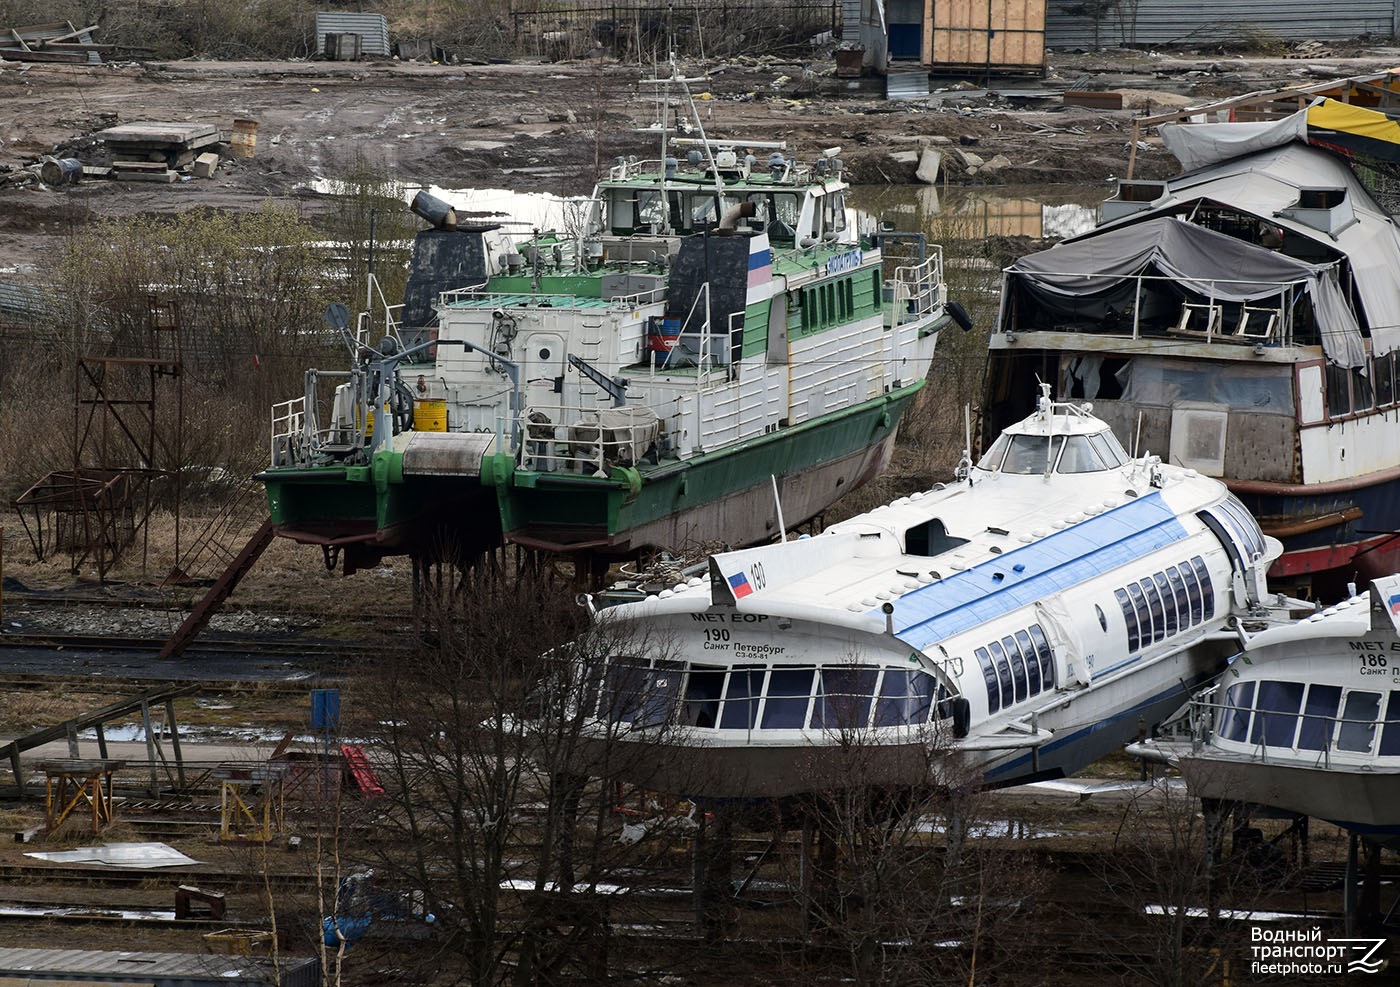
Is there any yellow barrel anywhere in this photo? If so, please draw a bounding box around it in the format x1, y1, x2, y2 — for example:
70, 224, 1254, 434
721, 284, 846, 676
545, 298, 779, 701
413, 398, 447, 432
230, 118, 259, 158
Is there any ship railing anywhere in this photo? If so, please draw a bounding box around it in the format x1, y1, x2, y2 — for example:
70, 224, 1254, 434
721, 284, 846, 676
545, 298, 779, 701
354, 273, 405, 352
1190, 692, 1390, 768
436, 284, 667, 309
888, 248, 946, 325
269, 395, 308, 468
269, 368, 371, 467
1002, 270, 1317, 348
517, 404, 662, 475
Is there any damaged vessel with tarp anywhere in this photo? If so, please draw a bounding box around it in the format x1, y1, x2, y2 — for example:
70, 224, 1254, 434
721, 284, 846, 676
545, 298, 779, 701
984, 96, 1400, 599
260, 67, 959, 574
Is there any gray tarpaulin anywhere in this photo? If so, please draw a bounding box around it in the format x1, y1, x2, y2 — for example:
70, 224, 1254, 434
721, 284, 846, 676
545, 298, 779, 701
1007, 216, 1368, 368
1160, 114, 1309, 172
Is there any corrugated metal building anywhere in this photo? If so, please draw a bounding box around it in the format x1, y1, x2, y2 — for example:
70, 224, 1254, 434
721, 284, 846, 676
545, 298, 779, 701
0, 947, 319, 987
1044, 0, 1399, 50
313, 12, 391, 57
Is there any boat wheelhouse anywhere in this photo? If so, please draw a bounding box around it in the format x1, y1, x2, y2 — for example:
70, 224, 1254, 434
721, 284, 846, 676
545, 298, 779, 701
983, 97, 1400, 600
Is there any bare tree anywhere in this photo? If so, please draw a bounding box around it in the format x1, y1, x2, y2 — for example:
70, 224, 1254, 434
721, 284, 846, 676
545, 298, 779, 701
760, 660, 1048, 986
1092, 770, 1297, 987
339, 564, 702, 986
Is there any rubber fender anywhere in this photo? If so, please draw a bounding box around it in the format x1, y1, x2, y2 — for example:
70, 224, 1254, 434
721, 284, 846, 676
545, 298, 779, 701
948, 299, 974, 332
612, 465, 644, 502
951, 697, 971, 739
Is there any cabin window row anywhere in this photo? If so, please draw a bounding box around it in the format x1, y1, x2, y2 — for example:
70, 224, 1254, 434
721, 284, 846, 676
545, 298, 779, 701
974, 624, 1055, 715
592, 658, 950, 732
1217, 680, 1400, 757
798, 277, 861, 333
1113, 556, 1215, 654
1324, 352, 1400, 420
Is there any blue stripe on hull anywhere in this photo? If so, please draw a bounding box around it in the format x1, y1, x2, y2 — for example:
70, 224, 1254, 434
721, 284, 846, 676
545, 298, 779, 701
894, 492, 1189, 649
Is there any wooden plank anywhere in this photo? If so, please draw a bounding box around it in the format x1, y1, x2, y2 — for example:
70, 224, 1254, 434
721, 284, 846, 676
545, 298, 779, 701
0, 47, 86, 62
1063, 91, 1124, 110
98, 122, 219, 147
11, 22, 78, 35
113, 169, 177, 183
39, 23, 99, 45
112, 159, 174, 171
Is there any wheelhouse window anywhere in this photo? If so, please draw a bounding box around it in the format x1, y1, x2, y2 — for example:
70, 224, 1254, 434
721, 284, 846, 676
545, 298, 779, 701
1088, 431, 1128, 468
719, 666, 765, 729
1382, 691, 1400, 756
1338, 691, 1382, 753
1325, 362, 1352, 419
761, 667, 816, 729
682, 666, 726, 728
1054, 435, 1107, 473
1376, 352, 1397, 408
1249, 679, 1304, 748
597, 657, 682, 727
1218, 681, 1254, 743
1298, 684, 1342, 751
874, 669, 936, 727
811, 665, 878, 730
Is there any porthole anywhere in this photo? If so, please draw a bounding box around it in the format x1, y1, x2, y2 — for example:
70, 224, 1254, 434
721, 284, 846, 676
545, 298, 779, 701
539, 347, 551, 360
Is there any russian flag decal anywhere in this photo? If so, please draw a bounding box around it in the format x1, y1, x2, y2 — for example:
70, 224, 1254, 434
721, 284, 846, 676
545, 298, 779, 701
728, 571, 753, 599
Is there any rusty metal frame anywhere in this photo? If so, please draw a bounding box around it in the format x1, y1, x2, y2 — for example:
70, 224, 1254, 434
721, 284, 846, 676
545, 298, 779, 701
10, 296, 185, 579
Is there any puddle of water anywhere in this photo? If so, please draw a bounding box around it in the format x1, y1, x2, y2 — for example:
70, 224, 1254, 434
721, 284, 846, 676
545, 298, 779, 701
299, 177, 1104, 248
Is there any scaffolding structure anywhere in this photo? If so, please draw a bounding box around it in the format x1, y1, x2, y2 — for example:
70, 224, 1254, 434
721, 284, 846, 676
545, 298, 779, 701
12, 296, 184, 579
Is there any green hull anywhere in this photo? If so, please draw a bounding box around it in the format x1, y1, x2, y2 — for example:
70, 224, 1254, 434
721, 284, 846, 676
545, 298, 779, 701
261, 382, 923, 571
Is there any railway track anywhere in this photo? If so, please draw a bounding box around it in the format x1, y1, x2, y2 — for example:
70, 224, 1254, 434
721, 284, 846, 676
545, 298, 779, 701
0, 629, 397, 661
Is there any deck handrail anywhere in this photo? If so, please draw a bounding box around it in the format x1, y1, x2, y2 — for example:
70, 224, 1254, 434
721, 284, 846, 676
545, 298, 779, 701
1189, 691, 1393, 766
1000, 269, 1323, 349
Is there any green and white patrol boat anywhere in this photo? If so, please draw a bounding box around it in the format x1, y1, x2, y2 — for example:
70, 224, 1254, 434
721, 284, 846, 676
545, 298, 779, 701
260, 68, 961, 573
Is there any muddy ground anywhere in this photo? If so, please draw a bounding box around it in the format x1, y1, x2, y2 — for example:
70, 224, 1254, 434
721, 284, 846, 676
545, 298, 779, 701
6, 45, 1400, 278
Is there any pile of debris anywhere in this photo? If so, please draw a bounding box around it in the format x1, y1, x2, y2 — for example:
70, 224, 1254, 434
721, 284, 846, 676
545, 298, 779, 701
4, 119, 251, 189
96, 122, 225, 183
0, 22, 104, 64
